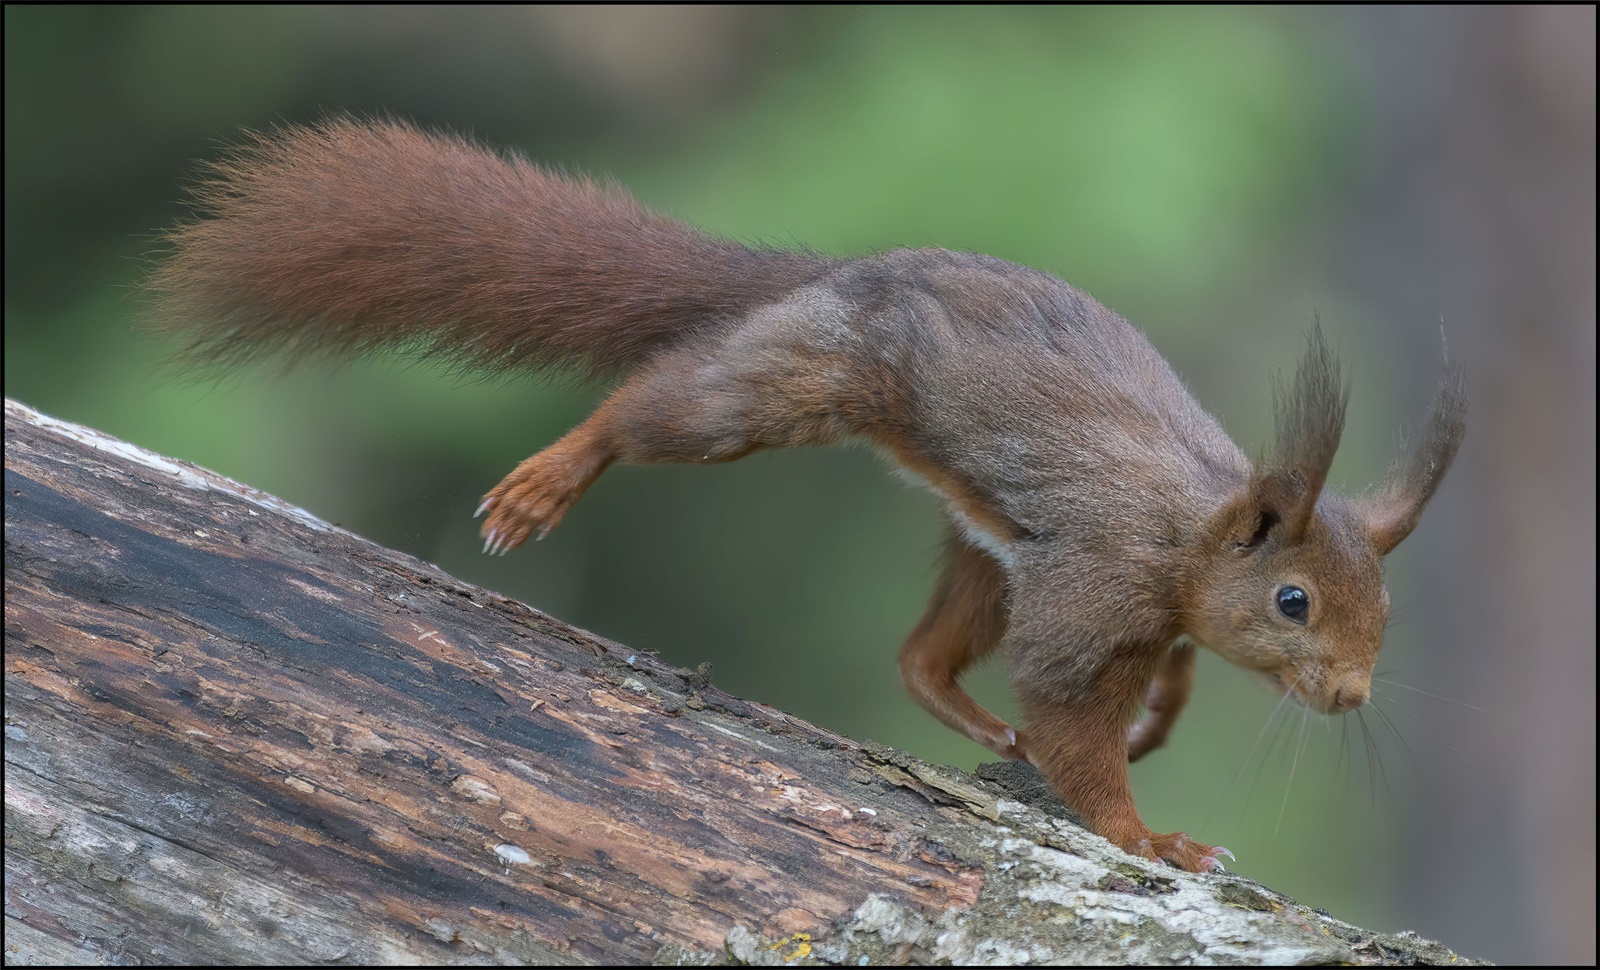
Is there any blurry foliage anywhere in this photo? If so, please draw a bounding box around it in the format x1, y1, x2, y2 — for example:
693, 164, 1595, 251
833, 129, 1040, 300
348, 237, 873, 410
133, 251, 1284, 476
5, 3, 1410, 934
646, 7, 1346, 291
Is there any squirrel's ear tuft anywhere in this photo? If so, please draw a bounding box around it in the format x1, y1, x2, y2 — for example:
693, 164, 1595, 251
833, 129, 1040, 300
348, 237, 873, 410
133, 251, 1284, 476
1364, 340, 1466, 554
1258, 322, 1349, 543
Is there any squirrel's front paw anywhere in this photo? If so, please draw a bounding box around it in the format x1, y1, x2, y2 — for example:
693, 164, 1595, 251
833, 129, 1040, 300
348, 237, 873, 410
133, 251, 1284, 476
1121, 831, 1234, 873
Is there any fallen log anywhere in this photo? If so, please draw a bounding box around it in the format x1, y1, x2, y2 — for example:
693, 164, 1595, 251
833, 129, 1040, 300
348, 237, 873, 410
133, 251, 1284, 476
3, 398, 1480, 965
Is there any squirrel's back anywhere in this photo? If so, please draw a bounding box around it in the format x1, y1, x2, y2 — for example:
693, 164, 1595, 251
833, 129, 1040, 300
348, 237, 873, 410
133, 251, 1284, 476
147, 118, 830, 375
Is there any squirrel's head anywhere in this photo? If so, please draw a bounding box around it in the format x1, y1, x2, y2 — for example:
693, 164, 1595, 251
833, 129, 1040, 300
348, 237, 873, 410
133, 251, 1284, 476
1185, 325, 1466, 714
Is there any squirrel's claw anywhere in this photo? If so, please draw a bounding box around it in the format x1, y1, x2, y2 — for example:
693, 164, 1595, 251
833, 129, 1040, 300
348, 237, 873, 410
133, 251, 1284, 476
482, 526, 520, 556
1127, 832, 1234, 874
1197, 846, 1235, 873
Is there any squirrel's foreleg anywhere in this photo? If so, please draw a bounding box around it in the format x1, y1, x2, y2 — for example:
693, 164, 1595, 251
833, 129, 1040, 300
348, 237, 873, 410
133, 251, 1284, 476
1126, 643, 1197, 762
1017, 639, 1230, 872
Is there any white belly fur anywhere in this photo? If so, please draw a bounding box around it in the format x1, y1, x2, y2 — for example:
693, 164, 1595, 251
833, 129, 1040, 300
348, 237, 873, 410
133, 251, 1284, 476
890, 464, 1016, 569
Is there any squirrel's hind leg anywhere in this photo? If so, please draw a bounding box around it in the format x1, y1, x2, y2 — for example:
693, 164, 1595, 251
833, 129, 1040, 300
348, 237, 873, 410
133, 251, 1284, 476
899, 535, 1026, 761
477, 398, 620, 554
478, 341, 847, 553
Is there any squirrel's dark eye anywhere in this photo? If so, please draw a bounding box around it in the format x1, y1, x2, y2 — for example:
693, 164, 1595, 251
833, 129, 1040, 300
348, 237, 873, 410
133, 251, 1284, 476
1276, 585, 1309, 624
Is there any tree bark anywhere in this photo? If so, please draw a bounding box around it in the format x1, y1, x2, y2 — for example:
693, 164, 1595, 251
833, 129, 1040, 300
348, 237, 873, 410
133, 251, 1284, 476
3, 398, 1481, 966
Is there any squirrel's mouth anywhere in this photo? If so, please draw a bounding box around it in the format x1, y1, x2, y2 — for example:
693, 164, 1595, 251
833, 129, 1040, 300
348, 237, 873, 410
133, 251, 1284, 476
1262, 669, 1321, 711
1260, 669, 1298, 699
1263, 669, 1358, 715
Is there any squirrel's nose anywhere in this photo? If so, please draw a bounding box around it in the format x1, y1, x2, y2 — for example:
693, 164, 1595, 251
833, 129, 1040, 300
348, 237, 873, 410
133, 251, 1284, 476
1331, 676, 1369, 711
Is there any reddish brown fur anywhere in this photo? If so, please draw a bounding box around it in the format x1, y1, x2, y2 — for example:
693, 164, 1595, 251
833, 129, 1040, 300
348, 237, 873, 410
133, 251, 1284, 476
1018, 643, 1221, 868
898, 534, 1016, 759
148, 119, 1467, 872
1264, 323, 1349, 542
1367, 356, 1469, 553
147, 117, 829, 375
1126, 643, 1196, 762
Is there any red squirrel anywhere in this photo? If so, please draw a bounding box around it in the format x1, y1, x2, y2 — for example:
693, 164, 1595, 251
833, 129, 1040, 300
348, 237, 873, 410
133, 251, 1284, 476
147, 118, 1466, 872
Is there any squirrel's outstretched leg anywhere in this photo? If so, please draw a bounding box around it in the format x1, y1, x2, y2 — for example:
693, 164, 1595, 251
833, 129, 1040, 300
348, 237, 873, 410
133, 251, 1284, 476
1018, 646, 1230, 873
477, 398, 623, 554
479, 336, 845, 552
1126, 643, 1196, 762
898, 536, 1024, 761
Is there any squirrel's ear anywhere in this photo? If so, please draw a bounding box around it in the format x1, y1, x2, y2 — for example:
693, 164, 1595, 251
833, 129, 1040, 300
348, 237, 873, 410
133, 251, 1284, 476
1364, 344, 1466, 555
1224, 469, 1309, 550
1257, 323, 1349, 544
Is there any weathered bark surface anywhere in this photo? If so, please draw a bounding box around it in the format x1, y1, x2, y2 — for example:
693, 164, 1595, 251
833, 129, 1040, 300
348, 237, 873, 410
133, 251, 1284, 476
3, 398, 1482, 966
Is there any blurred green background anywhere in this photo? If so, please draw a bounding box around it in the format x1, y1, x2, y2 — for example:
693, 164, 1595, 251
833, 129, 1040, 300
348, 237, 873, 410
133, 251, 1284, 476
5, 6, 1593, 964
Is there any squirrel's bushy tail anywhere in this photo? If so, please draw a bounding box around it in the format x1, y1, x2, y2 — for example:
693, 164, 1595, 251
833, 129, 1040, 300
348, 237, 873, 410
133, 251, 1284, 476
147, 117, 829, 375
